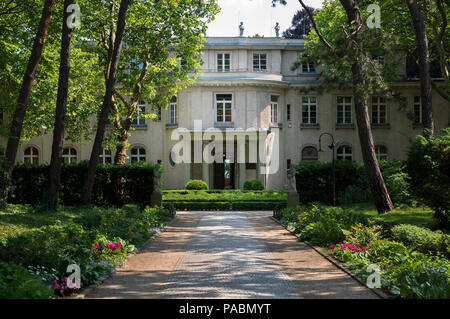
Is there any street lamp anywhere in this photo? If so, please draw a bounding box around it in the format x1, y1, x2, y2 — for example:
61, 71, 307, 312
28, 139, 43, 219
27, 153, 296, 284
318, 132, 338, 206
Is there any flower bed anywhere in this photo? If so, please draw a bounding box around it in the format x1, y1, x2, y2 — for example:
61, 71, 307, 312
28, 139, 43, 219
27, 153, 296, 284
0, 204, 174, 298
276, 204, 450, 299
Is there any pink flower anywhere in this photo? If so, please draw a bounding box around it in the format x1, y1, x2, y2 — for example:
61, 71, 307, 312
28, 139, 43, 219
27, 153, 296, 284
95, 243, 99, 248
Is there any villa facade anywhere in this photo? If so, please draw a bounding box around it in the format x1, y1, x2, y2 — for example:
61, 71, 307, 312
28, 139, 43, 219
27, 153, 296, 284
11, 37, 450, 190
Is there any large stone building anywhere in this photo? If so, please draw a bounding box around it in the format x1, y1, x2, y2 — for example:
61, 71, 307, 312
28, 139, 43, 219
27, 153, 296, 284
12, 37, 450, 190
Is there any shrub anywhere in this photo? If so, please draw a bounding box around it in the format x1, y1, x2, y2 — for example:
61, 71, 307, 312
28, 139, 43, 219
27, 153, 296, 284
185, 180, 208, 190
0, 262, 54, 299
243, 179, 264, 190
390, 224, 450, 257
8, 161, 155, 207
343, 221, 383, 247
406, 128, 450, 226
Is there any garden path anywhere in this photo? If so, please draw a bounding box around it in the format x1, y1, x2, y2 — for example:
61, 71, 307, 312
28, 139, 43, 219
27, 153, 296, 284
84, 211, 378, 299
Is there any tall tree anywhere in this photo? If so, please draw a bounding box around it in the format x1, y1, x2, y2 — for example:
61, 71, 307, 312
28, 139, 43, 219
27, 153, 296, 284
405, 0, 434, 133
0, 0, 55, 202
273, 0, 394, 213
47, 0, 74, 210
82, 0, 131, 204
282, 5, 316, 39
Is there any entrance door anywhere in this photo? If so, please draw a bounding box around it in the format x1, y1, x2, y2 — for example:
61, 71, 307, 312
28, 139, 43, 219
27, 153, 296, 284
213, 156, 235, 189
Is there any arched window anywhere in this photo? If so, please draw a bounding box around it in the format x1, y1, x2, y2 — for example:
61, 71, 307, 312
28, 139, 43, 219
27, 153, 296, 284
302, 146, 318, 161
62, 147, 77, 164
130, 147, 146, 163
375, 145, 388, 161
99, 148, 112, 164
23, 147, 39, 165
337, 145, 353, 161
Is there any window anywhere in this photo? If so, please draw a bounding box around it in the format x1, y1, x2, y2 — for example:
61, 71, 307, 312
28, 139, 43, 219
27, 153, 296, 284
286, 104, 291, 121
302, 62, 315, 73
337, 146, 353, 161
270, 95, 278, 124
62, 147, 77, 164
337, 96, 353, 124
414, 96, 423, 124
253, 53, 267, 71
132, 102, 146, 126
302, 96, 317, 124
23, 147, 39, 165
372, 96, 387, 124
216, 94, 232, 123
130, 147, 146, 163
302, 146, 318, 161
217, 53, 230, 72
168, 96, 177, 125
99, 148, 112, 164
156, 107, 162, 122
375, 145, 388, 161
168, 151, 176, 168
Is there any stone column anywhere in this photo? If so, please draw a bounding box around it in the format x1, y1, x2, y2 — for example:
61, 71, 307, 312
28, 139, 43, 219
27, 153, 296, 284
239, 163, 245, 189
184, 163, 191, 186
202, 162, 209, 188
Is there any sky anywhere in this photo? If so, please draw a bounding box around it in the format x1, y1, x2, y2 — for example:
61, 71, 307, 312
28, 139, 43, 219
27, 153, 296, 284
206, 0, 324, 37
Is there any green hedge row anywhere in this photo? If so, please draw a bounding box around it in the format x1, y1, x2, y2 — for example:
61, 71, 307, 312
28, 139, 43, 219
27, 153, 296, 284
8, 161, 155, 207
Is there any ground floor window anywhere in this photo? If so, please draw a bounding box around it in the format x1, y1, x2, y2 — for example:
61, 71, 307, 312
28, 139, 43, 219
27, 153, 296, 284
302, 146, 318, 161
375, 145, 388, 161
99, 148, 112, 164
23, 146, 39, 165
62, 147, 77, 164
337, 145, 353, 161
130, 147, 146, 162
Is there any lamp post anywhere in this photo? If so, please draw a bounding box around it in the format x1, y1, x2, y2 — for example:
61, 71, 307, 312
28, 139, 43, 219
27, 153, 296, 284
318, 132, 337, 206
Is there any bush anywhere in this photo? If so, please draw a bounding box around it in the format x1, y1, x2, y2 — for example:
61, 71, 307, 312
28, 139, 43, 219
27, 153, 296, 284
8, 161, 155, 207
185, 180, 208, 190
390, 224, 450, 258
243, 179, 264, 190
406, 128, 450, 226
0, 262, 54, 299
343, 221, 383, 247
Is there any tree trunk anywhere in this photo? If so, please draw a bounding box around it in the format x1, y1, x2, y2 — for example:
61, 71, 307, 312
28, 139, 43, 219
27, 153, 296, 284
340, 0, 394, 213
406, 0, 434, 133
114, 130, 129, 165
82, 0, 131, 204
47, 0, 74, 210
0, 0, 55, 201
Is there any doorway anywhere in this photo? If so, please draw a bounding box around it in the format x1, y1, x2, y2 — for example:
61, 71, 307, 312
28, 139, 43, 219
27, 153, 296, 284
213, 155, 235, 189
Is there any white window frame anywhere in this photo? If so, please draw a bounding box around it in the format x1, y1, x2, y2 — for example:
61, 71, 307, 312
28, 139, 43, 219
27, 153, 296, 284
414, 96, 422, 124
168, 98, 177, 125
252, 53, 267, 72
216, 52, 231, 72
215, 93, 233, 123
99, 148, 112, 164
62, 147, 77, 164
375, 145, 388, 161
270, 95, 279, 124
337, 145, 353, 161
23, 146, 39, 165
301, 62, 316, 73
302, 96, 317, 124
337, 96, 353, 124
133, 103, 146, 126
371, 96, 387, 124
130, 147, 146, 163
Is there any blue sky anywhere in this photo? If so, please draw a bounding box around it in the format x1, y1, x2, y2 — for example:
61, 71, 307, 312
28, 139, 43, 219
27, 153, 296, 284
206, 0, 323, 37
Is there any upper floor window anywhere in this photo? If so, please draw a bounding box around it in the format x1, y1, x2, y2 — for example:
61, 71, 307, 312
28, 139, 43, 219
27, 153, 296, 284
217, 53, 230, 72
23, 146, 39, 165
130, 147, 146, 163
132, 102, 146, 126
302, 146, 318, 161
337, 96, 353, 124
270, 95, 278, 124
414, 96, 423, 124
253, 53, 267, 71
375, 145, 388, 161
168, 96, 177, 125
216, 94, 232, 123
302, 62, 315, 73
62, 147, 77, 164
302, 96, 317, 124
372, 96, 387, 124
99, 148, 112, 164
337, 145, 353, 161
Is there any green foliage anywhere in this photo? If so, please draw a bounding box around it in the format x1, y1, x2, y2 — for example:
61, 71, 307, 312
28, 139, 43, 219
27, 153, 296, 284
296, 160, 411, 206
406, 128, 450, 226
391, 224, 450, 258
185, 180, 208, 190
0, 261, 54, 299
343, 221, 383, 247
8, 161, 155, 207
243, 179, 264, 190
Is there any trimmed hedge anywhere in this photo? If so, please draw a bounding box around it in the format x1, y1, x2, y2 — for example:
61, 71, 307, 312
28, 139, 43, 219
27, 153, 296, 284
243, 180, 264, 190
185, 180, 208, 190
8, 161, 155, 207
